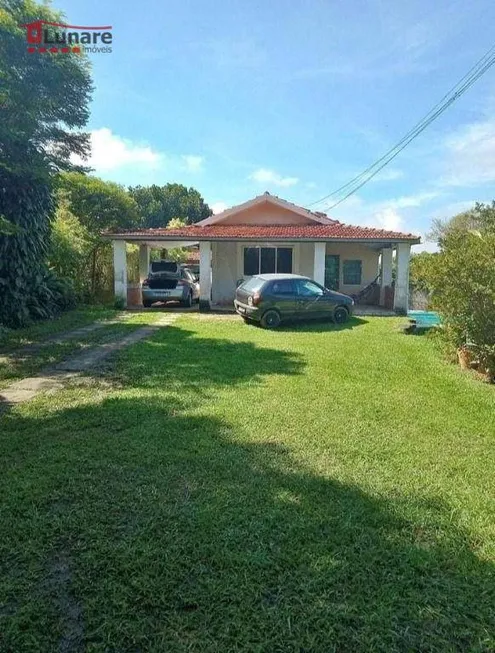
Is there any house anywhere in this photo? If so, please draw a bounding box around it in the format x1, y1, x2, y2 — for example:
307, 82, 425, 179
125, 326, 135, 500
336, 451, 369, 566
106, 192, 420, 313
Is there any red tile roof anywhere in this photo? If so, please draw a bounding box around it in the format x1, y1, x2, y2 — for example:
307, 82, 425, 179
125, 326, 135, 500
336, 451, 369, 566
106, 223, 420, 242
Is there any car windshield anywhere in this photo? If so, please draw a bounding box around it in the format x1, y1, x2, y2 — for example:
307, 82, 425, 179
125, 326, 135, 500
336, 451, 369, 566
240, 277, 265, 293
150, 261, 179, 274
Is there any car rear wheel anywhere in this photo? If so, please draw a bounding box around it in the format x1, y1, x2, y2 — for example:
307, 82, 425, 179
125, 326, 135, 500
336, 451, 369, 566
260, 309, 281, 329
183, 291, 193, 308
334, 306, 349, 324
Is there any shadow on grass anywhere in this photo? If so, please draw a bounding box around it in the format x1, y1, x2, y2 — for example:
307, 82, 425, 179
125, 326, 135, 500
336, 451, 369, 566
111, 325, 306, 393
277, 315, 368, 333
2, 413, 494, 650
0, 324, 493, 651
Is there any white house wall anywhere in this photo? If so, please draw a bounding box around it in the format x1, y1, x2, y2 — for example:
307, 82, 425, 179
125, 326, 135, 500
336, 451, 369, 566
297, 243, 314, 277
211, 241, 238, 304
326, 243, 379, 294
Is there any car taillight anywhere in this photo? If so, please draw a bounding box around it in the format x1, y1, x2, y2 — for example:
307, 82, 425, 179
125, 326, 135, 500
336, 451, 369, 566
177, 280, 185, 286
142, 278, 149, 287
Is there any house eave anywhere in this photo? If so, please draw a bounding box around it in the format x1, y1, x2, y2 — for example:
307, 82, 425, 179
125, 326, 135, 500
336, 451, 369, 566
104, 233, 421, 245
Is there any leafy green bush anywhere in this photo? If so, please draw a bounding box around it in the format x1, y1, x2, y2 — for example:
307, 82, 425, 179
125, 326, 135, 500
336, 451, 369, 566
409, 252, 438, 294
428, 203, 495, 380
24, 270, 77, 323
48, 197, 93, 298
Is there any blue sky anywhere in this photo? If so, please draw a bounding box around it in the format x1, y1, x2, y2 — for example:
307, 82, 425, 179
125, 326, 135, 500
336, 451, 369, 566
60, 0, 495, 249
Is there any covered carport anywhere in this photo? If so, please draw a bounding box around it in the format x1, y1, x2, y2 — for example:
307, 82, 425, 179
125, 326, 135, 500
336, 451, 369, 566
108, 234, 203, 308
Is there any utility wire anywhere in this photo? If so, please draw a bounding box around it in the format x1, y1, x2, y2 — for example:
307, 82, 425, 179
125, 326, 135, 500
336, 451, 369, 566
309, 45, 495, 208
324, 56, 495, 211
308, 43, 495, 211
313, 44, 495, 205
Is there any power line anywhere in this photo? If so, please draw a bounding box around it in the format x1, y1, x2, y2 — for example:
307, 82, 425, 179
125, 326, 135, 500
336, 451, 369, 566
310, 46, 495, 209
324, 56, 495, 211
308, 43, 495, 211
309, 43, 495, 206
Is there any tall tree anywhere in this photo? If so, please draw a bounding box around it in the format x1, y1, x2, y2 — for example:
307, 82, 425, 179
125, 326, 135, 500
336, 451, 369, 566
57, 173, 141, 297
129, 183, 212, 227
58, 173, 140, 233
0, 0, 92, 326
428, 206, 483, 244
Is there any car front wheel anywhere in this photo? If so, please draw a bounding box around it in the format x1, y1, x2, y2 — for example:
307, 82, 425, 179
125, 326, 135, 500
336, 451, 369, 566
260, 309, 281, 329
334, 306, 349, 324
183, 291, 193, 308
143, 300, 152, 308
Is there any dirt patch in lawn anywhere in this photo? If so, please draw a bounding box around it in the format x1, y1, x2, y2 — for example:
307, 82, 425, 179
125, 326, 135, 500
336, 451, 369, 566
43, 548, 84, 653
0, 314, 176, 411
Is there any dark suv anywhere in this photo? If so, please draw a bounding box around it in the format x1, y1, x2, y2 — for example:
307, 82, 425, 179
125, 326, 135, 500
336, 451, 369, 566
234, 274, 354, 328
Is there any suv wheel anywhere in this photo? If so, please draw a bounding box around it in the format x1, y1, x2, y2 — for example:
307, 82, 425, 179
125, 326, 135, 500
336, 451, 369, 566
334, 306, 349, 324
260, 309, 281, 329
183, 291, 193, 308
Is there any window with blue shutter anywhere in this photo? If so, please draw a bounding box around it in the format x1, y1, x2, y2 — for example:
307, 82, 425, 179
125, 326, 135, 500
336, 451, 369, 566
343, 260, 362, 285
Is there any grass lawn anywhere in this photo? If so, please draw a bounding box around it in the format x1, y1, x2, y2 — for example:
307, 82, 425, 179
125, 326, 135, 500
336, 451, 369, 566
0, 315, 494, 652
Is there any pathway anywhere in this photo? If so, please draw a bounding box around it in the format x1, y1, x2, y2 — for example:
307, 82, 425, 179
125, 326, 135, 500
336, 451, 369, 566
0, 314, 176, 408
0, 312, 133, 364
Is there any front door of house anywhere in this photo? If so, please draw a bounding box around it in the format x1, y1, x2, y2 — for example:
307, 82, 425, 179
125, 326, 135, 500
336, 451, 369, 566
325, 255, 340, 290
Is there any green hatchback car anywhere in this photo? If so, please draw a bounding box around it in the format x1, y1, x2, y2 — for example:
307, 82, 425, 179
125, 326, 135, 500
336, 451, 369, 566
234, 274, 354, 328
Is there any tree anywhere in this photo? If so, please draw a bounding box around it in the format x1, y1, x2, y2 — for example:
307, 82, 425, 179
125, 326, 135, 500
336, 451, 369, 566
427, 203, 495, 380
47, 195, 92, 295
58, 172, 140, 234
163, 218, 188, 263
409, 252, 438, 294
57, 173, 141, 297
427, 202, 495, 244
129, 183, 212, 227
0, 0, 92, 326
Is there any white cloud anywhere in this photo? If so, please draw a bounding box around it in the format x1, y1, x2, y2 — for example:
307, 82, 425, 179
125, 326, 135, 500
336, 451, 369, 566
372, 207, 403, 231
182, 155, 204, 172
250, 168, 299, 188
76, 127, 162, 171
386, 192, 439, 209
325, 190, 440, 241
442, 119, 495, 187
311, 190, 437, 217
211, 201, 228, 214
413, 238, 439, 254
